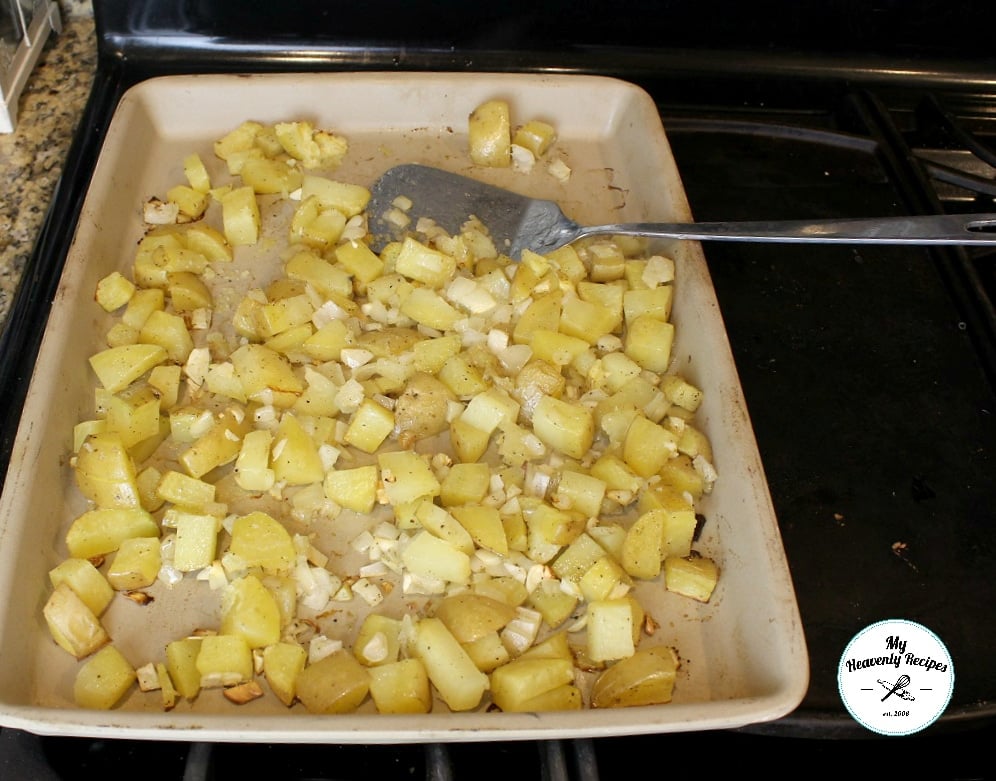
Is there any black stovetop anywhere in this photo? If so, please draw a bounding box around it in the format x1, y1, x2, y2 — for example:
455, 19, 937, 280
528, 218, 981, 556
0, 1, 994, 776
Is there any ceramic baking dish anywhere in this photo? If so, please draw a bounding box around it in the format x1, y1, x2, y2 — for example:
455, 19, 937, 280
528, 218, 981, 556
0, 72, 808, 742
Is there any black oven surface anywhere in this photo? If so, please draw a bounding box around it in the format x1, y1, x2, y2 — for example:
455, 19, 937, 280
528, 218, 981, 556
1, 0, 994, 774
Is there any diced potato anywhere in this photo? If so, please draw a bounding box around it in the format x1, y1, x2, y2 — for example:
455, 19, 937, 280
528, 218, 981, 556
156, 662, 178, 711
586, 599, 636, 662
167, 271, 213, 312
623, 415, 678, 478
412, 617, 489, 712
139, 310, 193, 363
220, 574, 282, 649
412, 333, 462, 374
178, 412, 248, 478
49, 558, 114, 617
343, 398, 395, 453
395, 236, 457, 288
263, 642, 308, 707
416, 500, 475, 555
513, 120, 557, 157
553, 469, 606, 519
377, 450, 441, 506
106, 536, 161, 590
74, 645, 136, 710
183, 153, 212, 193
221, 185, 261, 246
579, 556, 627, 603
368, 658, 432, 714
231, 342, 304, 407
513, 683, 583, 712
228, 511, 295, 576
172, 511, 219, 572
490, 656, 575, 712
664, 554, 720, 602
559, 294, 619, 344
65, 507, 159, 559
89, 343, 168, 395
525, 579, 578, 629
449, 416, 491, 463
95, 271, 136, 312
551, 532, 606, 583
451, 505, 508, 556
439, 463, 491, 508
240, 157, 303, 195
271, 412, 325, 486
401, 531, 471, 586
532, 395, 594, 460
512, 291, 562, 344
214, 120, 264, 160
295, 649, 371, 714
167, 184, 209, 219
353, 614, 403, 666
462, 631, 511, 673
233, 428, 275, 492
624, 315, 675, 373
301, 175, 371, 218
621, 509, 665, 580
323, 464, 378, 513
289, 195, 346, 249
335, 239, 384, 284
165, 637, 203, 700
43, 582, 110, 659
400, 287, 461, 331
156, 469, 216, 509
433, 593, 517, 645
196, 634, 253, 688
591, 645, 679, 708
74, 432, 142, 509
468, 99, 511, 167
661, 374, 703, 412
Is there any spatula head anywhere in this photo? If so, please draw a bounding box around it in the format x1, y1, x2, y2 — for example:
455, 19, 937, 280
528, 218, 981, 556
366, 164, 576, 258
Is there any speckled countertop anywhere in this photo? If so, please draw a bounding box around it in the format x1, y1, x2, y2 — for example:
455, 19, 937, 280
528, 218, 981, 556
0, 1, 96, 329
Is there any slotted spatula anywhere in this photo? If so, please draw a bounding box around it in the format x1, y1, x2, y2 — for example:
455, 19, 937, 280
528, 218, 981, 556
366, 163, 996, 259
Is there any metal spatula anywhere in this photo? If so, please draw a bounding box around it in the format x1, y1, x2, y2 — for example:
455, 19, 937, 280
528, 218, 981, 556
366, 163, 996, 259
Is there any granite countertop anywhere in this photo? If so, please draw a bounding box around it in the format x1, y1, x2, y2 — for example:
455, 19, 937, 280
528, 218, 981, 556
0, 4, 97, 331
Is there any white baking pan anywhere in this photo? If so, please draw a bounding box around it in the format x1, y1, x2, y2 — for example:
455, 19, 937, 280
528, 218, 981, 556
0, 72, 808, 742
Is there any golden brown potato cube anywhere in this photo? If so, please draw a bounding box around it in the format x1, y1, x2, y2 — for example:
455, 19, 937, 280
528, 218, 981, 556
368, 658, 432, 714
354, 614, 403, 666
165, 637, 203, 700
664, 554, 719, 602
65, 507, 159, 560
43, 582, 110, 659
221, 185, 261, 246
512, 119, 557, 157
48, 558, 114, 617
412, 617, 489, 712
433, 593, 517, 645
220, 574, 282, 649
95, 271, 136, 312
228, 511, 296, 577
262, 642, 308, 707
196, 634, 253, 689
295, 649, 371, 714
590, 645, 679, 709
469, 99, 511, 167
106, 536, 161, 590
489, 656, 575, 712
74, 645, 136, 710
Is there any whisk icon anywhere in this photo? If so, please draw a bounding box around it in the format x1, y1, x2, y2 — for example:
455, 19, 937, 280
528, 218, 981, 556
881, 674, 911, 701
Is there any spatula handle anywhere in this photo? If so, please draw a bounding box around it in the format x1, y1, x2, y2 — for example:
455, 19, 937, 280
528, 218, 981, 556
577, 213, 996, 245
